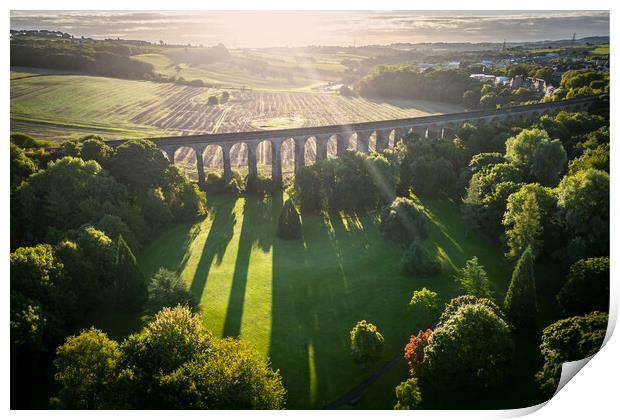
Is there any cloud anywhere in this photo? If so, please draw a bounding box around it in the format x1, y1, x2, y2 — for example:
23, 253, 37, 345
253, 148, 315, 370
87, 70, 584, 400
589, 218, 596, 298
10, 10, 609, 47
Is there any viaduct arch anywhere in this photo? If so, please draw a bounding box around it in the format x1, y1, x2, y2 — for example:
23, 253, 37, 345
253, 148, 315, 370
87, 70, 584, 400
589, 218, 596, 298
105, 96, 596, 189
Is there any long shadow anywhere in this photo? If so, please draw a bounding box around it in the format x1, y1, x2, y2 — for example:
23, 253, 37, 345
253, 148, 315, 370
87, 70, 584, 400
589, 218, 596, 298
269, 192, 315, 408
189, 196, 237, 299
222, 195, 274, 338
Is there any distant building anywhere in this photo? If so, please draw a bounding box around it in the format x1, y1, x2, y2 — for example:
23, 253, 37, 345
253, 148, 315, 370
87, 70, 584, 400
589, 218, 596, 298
445, 61, 460, 69
510, 75, 524, 88
495, 76, 510, 86
470, 74, 496, 83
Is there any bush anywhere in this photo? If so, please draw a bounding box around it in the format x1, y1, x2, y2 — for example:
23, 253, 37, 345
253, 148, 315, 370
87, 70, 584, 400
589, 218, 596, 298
146, 268, 200, 315
557, 257, 609, 316
204, 171, 225, 194
380, 197, 428, 246
277, 199, 302, 240
246, 174, 275, 195
408, 288, 439, 312
401, 241, 440, 277
394, 378, 422, 410
350, 320, 384, 364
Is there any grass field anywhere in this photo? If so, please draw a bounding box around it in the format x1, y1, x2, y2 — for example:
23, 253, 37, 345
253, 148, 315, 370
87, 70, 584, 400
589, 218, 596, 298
592, 44, 610, 55
10, 72, 463, 142
139, 193, 554, 409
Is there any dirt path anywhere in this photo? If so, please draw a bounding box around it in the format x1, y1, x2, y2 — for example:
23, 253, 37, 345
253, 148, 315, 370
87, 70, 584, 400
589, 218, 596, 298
322, 353, 402, 409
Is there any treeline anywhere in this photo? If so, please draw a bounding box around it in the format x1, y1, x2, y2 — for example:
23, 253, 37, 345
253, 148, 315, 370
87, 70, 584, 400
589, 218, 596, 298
11, 39, 155, 80
10, 134, 206, 406
357, 66, 481, 104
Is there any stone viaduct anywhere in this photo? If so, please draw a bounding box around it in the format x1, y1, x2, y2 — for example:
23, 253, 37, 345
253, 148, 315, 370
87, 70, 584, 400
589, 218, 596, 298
105, 96, 596, 189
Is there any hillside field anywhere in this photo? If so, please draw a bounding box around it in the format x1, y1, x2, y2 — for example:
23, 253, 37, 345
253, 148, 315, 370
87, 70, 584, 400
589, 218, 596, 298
137, 193, 557, 409
10, 72, 463, 142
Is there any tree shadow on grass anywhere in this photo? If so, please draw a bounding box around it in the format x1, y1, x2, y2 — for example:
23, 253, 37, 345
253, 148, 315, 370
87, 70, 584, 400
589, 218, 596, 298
222, 194, 277, 338
189, 196, 237, 299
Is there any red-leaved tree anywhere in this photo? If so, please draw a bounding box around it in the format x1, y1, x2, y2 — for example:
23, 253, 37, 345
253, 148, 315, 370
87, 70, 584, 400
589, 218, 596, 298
404, 328, 432, 377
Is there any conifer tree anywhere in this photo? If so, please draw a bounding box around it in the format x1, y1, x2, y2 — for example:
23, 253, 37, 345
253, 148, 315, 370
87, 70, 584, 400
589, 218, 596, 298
504, 246, 538, 331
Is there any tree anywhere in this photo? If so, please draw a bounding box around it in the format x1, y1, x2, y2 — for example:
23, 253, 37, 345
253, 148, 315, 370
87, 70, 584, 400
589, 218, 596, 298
10, 244, 65, 307
462, 162, 523, 234
569, 143, 609, 174
503, 183, 558, 258
380, 197, 428, 246
277, 199, 302, 240
454, 257, 492, 298
10, 143, 36, 191
536, 311, 608, 396
10, 291, 46, 354
462, 89, 480, 109
121, 306, 212, 407
53, 328, 123, 409
114, 236, 147, 309
401, 240, 441, 277
421, 301, 514, 389
394, 378, 422, 409
503, 246, 538, 332
531, 139, 567, 186
17, 157, 127, 240
107, 139, 169, 193
80, 138, 113, 165
350, 320, 384, 365
504, 191, 542, 258
479, 93, 497, 109
556, 169, 609, 261
557, 257, 609, 316
505, 128, 566, 186
157, 338, 286, 409
404, 329, 432, 377
437, 295, 507, 327
146, 268, 200, 315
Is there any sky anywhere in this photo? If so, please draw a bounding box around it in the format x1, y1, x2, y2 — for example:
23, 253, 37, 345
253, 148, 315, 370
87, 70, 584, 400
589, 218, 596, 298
10, 10, 610, 48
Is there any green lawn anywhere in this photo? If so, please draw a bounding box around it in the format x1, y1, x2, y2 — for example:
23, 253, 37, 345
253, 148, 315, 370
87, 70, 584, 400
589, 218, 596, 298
139, 193, 552, 409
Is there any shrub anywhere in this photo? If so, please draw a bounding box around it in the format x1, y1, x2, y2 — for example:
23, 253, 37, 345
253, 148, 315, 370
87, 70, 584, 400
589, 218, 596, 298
146, 268, 200, 315
557, 257, 609, 316
350, 320, 384, 364
408, 288, 439, 312
401, 241, 440, 277
277, 199, 302, 240
394, 378, 422, 410
246, 174, 275, 195
204, 172, 225, 194
380, 197, 428, 246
